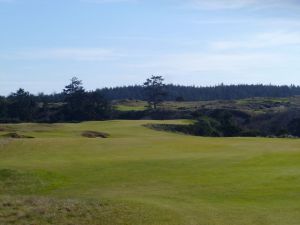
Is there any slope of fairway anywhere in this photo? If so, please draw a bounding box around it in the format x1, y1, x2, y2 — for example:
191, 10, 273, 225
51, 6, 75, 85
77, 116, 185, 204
0, 120, 300, 225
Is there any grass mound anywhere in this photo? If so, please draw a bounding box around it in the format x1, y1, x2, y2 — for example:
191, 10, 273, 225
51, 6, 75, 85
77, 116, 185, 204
82, 131, 110, 138
1, 132, 34, 139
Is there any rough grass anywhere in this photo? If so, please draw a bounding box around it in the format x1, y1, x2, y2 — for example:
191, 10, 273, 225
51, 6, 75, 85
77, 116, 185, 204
114, 100, 148, 111
0, 196, 181, 225
0, 120, 300, 225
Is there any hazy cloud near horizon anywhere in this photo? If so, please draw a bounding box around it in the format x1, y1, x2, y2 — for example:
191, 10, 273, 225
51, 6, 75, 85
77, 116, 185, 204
0, 0, 300, 95
186, 0, 300, 10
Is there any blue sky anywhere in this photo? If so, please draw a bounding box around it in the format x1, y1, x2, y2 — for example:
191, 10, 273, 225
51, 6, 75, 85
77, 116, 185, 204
1, 0, 300, 95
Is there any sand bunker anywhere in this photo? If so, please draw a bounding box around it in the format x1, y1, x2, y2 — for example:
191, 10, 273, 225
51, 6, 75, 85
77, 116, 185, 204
81, 131, 109, 138
1, 132, 34, 139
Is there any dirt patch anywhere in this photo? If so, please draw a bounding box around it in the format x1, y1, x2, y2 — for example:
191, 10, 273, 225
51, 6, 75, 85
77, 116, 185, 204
1, 132, 34, 139
81, 131, 110, 138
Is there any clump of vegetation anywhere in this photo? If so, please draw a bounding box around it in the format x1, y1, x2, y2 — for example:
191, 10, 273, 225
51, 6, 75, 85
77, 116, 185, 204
1, 132, 34, 139
147, 108, 300, 138
81, 131, 110, 138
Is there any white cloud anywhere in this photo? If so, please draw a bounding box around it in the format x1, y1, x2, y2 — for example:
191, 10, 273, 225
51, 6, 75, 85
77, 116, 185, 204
188, 0, 257, 10
81, 0, 137, 3
187, 0, 299, 10
192, 18, 300, 27
0, 0, 14, 2
120, 50, 297, 86
145, 52, 282, 73
211, 31, 300, 50
124, 51, 300, 85
1, 48, 123, 61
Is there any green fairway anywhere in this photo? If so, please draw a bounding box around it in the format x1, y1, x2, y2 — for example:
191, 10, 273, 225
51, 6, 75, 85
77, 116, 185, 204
0, 120, 300, 225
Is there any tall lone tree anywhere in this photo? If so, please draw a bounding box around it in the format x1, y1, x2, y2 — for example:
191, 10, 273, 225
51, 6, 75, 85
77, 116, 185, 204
143, 75, 166, 110
63, 77, 86, 121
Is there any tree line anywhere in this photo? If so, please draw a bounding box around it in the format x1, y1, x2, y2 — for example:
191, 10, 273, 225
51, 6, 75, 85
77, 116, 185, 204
100, 83, 300, 101
1, 75, 300, 123
16, 81, 300, 104
0, 77, 111, 122
0, 76, 165, 122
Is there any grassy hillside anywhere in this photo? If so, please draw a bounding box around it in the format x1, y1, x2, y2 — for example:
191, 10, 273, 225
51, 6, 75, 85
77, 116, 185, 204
0, 120, 300, 225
